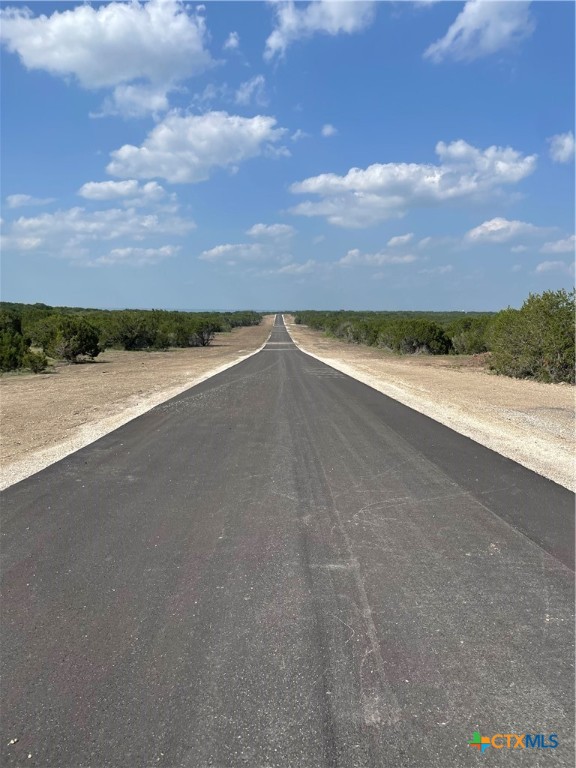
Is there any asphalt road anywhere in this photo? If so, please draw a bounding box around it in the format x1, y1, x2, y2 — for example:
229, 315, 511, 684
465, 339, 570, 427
1, 315, 574, 767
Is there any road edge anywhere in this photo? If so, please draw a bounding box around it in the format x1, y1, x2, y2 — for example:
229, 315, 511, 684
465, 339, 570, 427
0, 332, 272, 491
282, 316, 574, 492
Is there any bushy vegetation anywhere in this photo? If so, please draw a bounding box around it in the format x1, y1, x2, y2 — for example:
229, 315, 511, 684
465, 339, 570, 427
294, 310, 490, 356
489, 290, 575, 384
32, 314, 101, 362
0, 309, 47, 373
0, 303, 262, 373
294, 289, 575, 384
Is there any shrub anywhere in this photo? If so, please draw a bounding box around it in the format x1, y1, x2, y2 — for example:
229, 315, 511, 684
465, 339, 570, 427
379, 319, 452, 354
33, 314, 101, 362
110, 312, 156, 350
0, 310, 47, 372
448, 316, 491, 355
193, 320, 218, 347
0, 330, 28, 371
23, 350, 48, 372
489, 289, 575, 383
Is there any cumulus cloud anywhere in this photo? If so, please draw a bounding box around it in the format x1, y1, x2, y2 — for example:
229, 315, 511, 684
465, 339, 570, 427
96, 84, 172, 119
275, 259, 317, 275
464, 217, 543, 244
291, 129, 309, 142
89, 244, 179, 267
2, 205, 194, 266
265, 0, 376, 60
107, 111, 286, 184
200, 221, 295, 267
424, 0, 534, 63
0, 235, 43, 251
540, 235, 575, 254
548, 131, 575, 164
246, 223, 295, 239
535, 260, 571, 274
199, 242, 285, 265
78, 180, 166, 205
0, 0, 212, 116
224, 31, 240, 51
6, 194, 55, 209
235, 75, 268, 107
321, 123, 337, 137
387, 233, 413, 247
290, 139, 537, 227
339, 249, 417, 267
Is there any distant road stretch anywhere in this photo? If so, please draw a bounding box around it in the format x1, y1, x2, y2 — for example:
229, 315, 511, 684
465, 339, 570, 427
2, 315, 574, 767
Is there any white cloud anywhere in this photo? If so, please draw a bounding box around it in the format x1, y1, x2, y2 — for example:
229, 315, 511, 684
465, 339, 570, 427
424, 0, 534, 63
200, 223, 295, 267
0, 235, 43, 251
464, 217, 543, 244
191, 83, 232, 108
6, 194, 55, 209
0, 0, 212, 116
96, 84, 172, 119
224, 31, 240, 51
418, 264, 453, 275
548, 132, 575, 164
107, 111, 286, 184
266, 144, 292, 159
535, 260, 570, 274
2, 205, 194, 266
276, 259, 317, 275
265, 0, 376, 60
89, 244, 179, 267
291, 129, 309, 142
511, 244, 528, 253
540, 235, 575, 254
339, 249, 417, 267
246, 223, 295, 239
78, 180, 166, 205
387, 233, 413, 247
290, 139, 537, 227
321, 123, 337, 137
199, 242, 290, 265
235, 75, 267, 107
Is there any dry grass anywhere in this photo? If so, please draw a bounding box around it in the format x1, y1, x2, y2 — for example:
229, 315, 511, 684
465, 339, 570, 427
0, 317, 273, 489
285, 317, 575, 491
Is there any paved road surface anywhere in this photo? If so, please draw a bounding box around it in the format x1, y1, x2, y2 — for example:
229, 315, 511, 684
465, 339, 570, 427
2, 315, 574, 767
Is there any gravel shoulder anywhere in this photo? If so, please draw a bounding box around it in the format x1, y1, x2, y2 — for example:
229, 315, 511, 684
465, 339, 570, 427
0, 317, 273, 490
284, 316, 575, 492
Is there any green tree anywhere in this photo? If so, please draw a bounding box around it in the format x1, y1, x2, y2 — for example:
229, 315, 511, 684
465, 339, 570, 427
448, 316, 491, 355
489, 289, 575, 383
379, 319, 452, 354
33, 314, 101, 362
0, 309, 47, 372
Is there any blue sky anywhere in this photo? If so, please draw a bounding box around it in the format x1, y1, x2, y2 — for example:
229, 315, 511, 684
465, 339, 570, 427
1, 0, 574, 310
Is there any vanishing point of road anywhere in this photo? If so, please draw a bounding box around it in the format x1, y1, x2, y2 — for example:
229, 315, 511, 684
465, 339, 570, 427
1, 316, 574, 767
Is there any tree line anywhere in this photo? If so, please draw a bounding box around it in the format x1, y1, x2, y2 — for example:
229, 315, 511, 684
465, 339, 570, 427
294, 289, 575, 384
0, 303, 262, 373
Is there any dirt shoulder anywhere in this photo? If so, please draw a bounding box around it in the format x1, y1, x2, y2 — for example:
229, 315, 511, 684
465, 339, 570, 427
0, 317, 273, 490
284, 316, 575, 492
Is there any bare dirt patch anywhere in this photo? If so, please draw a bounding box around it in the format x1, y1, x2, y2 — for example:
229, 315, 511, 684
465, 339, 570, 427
0, 317, 273, 489
285, 317, 575, 492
